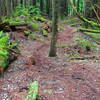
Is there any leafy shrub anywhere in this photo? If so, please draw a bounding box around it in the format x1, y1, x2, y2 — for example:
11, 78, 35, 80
76, 37, 95, 51
14, 5, 41, 17
14, 5, 30, 17
84, 32, 100, 39
28, 6, 41, 16
0, 32, 9, 68
2, 16, 27, 26
0, 31, 16, 69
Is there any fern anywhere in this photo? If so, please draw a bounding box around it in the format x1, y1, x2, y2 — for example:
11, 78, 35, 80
0, 31, 16, 68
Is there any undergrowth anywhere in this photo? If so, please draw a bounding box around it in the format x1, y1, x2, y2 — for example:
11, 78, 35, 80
76, 37, 95, 51
25, 81, 39, 100
0, 31, 16, 70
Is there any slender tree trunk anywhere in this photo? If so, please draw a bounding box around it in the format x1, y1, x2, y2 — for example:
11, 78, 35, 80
33, 0, 36, 7
49, 0, 59, 57
46, 0, 50, 14
40, 0, 43, 12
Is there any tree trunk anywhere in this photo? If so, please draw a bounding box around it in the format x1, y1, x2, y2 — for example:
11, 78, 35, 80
40, 0, 43, 12
33, 0, 36, 7
49, 0, 59, 57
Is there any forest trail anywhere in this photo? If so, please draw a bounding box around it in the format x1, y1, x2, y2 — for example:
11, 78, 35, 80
0, 26, 100, 100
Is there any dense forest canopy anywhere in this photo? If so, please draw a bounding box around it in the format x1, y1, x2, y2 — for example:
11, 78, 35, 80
0, 0, 100, 19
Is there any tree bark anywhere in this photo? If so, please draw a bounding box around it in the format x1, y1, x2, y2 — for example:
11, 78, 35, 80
49, 0, 59, 57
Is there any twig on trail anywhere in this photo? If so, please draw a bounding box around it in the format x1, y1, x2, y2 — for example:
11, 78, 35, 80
9, 48, 20, 54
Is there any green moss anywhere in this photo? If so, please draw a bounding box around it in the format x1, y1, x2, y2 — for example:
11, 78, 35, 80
79, 28, 100, 33
2, 17, 27, 26
69, 22, 83, 26
34, 16, 48, 22
63, 18, 80, 24
25, 81, 39, 100
24, 31, 32, 36
76, 37, 95, 50
42, 29, 48, 36
28, 33, 38, 40
30, 22, 40, 31
84, 32, 100, 39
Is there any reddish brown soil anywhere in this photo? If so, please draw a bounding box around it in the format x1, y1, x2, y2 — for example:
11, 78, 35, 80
0, 26, 100, 100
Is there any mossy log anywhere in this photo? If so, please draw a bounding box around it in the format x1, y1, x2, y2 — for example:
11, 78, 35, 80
64, 18, 80, 24
0, 22, 11, 31
83, 32, 100, 40
79, 28, 100, 33
69, 0, 100, 27
0, 22, 27, 31
77, 15, 100, 27
69, 22, 83, 26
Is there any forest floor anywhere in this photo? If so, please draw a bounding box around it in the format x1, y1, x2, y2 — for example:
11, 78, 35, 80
0, 24, 100, 100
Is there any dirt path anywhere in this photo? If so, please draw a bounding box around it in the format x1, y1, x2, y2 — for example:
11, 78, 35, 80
0, 26, 100, 100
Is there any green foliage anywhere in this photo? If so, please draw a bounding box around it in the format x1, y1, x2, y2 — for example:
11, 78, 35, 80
0, 31, 16, 68
28, 6, 41, 16
28, 33, 38, 40
34, 16, 48, 22
63, 18, 80, 24
84, 32, 100, 39
76, 37, 95, 51
24, 31, 32, 36
30, 22, 40, 31
2, 17, 27, 26
42, 29, 48, 36
14, 5, 41, 17
25, 81, 39, 100
0, 32, 9, 68
79, 28, 100, 33
14, 5, 30, 17
0, 31, 3, 37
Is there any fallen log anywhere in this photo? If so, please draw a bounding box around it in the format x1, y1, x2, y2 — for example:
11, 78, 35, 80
69, 0, 100, 27
79, 28, 100, 33
0, 22, 11, 31
0, 21, 28, 31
